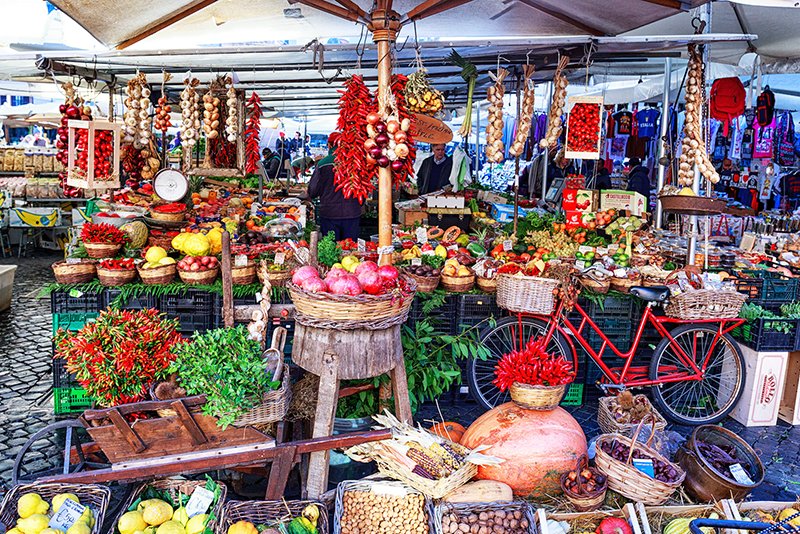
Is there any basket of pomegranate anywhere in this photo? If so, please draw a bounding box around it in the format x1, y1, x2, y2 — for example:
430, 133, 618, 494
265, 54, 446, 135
177, 256, 219, 285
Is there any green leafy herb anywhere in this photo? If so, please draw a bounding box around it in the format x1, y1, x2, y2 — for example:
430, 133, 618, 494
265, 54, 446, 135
317, 231, 341, 268
421, 254, 444, 270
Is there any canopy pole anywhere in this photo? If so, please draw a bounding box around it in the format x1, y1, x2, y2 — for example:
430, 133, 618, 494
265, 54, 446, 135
513, 69, 521, 236
655, 57, 672, 229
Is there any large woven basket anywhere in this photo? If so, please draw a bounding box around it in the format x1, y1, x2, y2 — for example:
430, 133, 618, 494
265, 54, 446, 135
580, 275, 610, 294
594, 415, 685, 505
496, 273, 560, 314
147, 234, 174, 250
113, 479, 227, 534
434, 501, 536, 534
219, 499, 329, 534
96, 267, 137, 286
477, 276, 498, 293
0, 483, 111, 534
334, 479, 436, 534
288, 276, 416, 330
84, 242, 121, 259
405, 271, 441, 293
179, 267, 219, 285
509, 382, 566, 411
231, 347, 290, 427
559, 454, 607, 512
664, 289, 746, 320
149, 210, 185, 222
440, 272, 475, 293
597, 395, 667, 435
232, 264, 257, 285
659, 195, 726, 216
137, 263, 177, 285
52, 260, 96, 284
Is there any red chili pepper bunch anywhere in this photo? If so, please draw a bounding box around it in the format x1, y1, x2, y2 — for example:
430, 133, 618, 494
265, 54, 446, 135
493, 337, 575, 391
566, 102, 601, 153
99, 258, 135, 270
54, 308, 184, 407
390, 74, 417, 187
80, 222, 129, 245
334, 75, 378, 202
153, 202, 186, 214
244, 91, 262, 175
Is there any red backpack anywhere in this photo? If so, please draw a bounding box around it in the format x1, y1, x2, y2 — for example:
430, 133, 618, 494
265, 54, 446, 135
710, 77, 746, 136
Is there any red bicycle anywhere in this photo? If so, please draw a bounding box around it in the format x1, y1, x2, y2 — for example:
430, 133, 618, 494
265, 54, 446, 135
468, 285, 746, 425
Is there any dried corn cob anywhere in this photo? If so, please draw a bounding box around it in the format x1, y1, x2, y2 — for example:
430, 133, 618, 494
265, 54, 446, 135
407, 446, 448, 478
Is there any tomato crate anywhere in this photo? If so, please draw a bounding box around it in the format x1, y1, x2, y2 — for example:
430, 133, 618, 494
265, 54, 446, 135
734, 318, 800, 352
50, 288, 105, 314
53, 386, 92, 415
160, 289, 218, 335
737, 270, 798, 303
52, 312, 98, 336
406, 294, 458, 336
457, 293, 503, 330
103, 289, 159, 310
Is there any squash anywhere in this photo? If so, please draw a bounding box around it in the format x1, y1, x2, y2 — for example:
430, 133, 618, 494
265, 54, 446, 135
443, 480, 514, 503
443, 226, 462, 242
429, 421, 466, 443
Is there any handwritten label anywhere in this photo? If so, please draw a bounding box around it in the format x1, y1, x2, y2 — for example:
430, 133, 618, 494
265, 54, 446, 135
578, 245, 594, 254
415, 227, 428, 244
729, 463, 754, 485
274, 252, 285, 266
234, 254, 248, 267
66, 257, 82, 264
49, 499, 86, 531
357, 238, 366, 253
632, 458, 655, 478
635, 243, 647, 254
411, 258, 422, 266
596, 247, 608, 256
447, 244, 458, 251
502, 240, 513, 252
185, 487, 215, 518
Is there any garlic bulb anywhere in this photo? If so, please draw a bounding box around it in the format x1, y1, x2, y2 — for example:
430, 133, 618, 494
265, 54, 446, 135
484, 67, 508, 163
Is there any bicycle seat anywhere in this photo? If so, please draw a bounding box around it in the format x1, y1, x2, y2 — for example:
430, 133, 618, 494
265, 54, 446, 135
630, 285, 670, 302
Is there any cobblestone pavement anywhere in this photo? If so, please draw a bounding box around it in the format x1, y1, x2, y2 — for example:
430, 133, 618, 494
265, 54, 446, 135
1, 252, 799, 504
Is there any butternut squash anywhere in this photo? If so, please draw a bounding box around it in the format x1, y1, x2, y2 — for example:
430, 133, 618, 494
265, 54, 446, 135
442, 480, 514, 503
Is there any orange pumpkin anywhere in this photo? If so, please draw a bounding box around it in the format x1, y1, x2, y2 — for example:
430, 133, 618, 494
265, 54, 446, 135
430, 421, 466, 443
460, 403, 587, 497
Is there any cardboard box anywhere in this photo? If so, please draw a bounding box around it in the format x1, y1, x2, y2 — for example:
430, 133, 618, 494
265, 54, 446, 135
600, 190, 647, 216
779, 350, 800, 425
576, 189, 598, 212
564, 210, 583, 231
730, 346, 788, 427
491, 203, 531, 224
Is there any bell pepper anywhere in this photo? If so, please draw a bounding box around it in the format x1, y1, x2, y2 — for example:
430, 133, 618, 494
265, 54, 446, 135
466, 242, 486, 257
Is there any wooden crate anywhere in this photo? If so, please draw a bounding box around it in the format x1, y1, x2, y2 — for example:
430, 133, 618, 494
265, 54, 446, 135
80, 396, 272, 464
66, 119, 121, 190
779, 351, 800, 425
564, 95, 604, 160
536, 503, 643, 534
636, 503, 726, 534
729, 346, 789, 427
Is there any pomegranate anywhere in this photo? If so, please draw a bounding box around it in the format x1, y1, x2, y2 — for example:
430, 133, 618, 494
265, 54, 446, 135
377, 265, 400, 282
292, 265, 320, 286
354, 261, 378, 277
358, 270, 383, 295
302, 276, 328, 293
329, 274, 362, 296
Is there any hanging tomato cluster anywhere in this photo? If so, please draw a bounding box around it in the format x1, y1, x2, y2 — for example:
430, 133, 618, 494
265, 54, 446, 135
74, 129, 114, 180
244, 91, 262, 175
566, 102, 602, 154
55, 82, 87, 198
334, 75, 377, 202
154, 96, 171, 133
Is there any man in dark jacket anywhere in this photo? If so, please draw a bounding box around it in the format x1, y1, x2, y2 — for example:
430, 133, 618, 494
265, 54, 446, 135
416, 143, 453, 194
626, 157, 651, 200
307, 132, 362, 240
593, 159, 613, 190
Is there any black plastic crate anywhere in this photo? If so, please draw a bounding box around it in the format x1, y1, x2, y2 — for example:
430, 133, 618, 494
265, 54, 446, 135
738, 270, 798, 303
457, 293, 502, 331
406, 294, 458, 335
52, 356, 78, 390
50, 289, 105, 314
734, 318, 800, 351
267, 318, 295, 357
161, 289, 219, 335
103, 289, 159, 311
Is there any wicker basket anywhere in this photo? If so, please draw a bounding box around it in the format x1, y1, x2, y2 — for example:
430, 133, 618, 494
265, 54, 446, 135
597, 395, 667, 435
149, 210, 185, 222
509, 382, 566, 411
231, 348, 290, 427
580, 275, 610, 294
440, 272, 475, 293
114, 479, 227, 534
287, 276, 416, 330
659, 195, 726, 216
405, 271, 441, 293
477, 276, 498, 293
96, 267, 137, 287
594, 415, 685, 505
609, 276, 641, 294
52, 260, 96, 284
179, 267, 219, 285
0, 483, 111, 534
496, 273, 560, 314
84, 242, 121, 259
148, 234, 174, 250
258, 265, 292, 286
434, 501, 536, 534
559, 454, 607, 512
664, 289, 746, 320
219, 499, 329, 534
643, 276, 668, 288
137, 263, 177, 285
334, 479, 435, 534
232, 264, 257, 285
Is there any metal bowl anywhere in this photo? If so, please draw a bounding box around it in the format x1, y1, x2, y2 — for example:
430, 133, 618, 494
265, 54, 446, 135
91, 212, 142, 228
264, 217, 303, 239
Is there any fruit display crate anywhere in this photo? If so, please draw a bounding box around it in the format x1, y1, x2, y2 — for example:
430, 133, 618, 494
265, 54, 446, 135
50, 288, 105, 314
52, 311, 99, 336
457, 293, 503, 330
160, 289, 219, 335
53, 386, 92, 415
103, 289, 159, 310
734, 318, 800, 352
561, 383, 584, 406
406, 293, 458, 336
736, 270, 798, 304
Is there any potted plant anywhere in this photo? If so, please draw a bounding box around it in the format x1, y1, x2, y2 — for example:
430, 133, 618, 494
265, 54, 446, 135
81, 222, 129, 258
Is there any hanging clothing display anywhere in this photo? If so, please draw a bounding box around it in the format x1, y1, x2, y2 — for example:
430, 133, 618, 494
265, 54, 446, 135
776, 111, 796, 166
729, 115, 745, 160
636, 108, 660, 139
613, 110, 633, 136
753, 117, 777, 159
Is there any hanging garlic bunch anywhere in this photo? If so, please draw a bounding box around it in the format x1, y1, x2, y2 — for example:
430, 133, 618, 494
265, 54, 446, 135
122, 73, 152, 149
539, 56, 570, 149
139, 138, 161, 180
202, 89, 220, 140
180, 76, 200, 147
677, 44, 719, 187
224, 78, 238, 143
485, 67, 508, 164
509, 65, 536, 158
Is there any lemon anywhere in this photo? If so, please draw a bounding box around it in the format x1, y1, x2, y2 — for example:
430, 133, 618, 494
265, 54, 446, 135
185, 515, 207, 534
17, 514, 50, 534
118, 511, 148, 534
778, 509, 800, 527
142, 500, 173, 526
171, 233, 189, 252
8, 528, 24, 534
156, 521, 185, 534
66, 523, 90, 534
51, 494, 80, 513
171, 508, 189, 527
40, 528, 65, 534
77, 508, 95, 528
18, 494, 48, 519
158, 257, 176, 266
145, 246, 168, 264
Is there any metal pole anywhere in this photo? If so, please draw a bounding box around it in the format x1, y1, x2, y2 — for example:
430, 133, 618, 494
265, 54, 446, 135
655, 58, 672, 229
542, 81, 553, 201
513, 70, 521, 235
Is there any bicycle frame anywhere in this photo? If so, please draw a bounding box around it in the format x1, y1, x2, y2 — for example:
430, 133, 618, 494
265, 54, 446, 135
522, 299, 745, 388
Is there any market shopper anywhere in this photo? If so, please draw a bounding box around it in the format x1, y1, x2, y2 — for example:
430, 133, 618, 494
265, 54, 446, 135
626, 157, 652, 200
307, 132, 362, 240
593, 159, 613, 190
417, 143, 453, 194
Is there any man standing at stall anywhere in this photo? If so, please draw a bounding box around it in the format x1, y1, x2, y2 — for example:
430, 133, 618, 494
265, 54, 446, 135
626, 157, 652, 201
417, 143, 453, 194
307, 132, 362, 240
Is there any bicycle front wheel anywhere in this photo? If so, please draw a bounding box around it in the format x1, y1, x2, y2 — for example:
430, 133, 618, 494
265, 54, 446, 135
469, 316, 573, 411
649, 324, 745, 425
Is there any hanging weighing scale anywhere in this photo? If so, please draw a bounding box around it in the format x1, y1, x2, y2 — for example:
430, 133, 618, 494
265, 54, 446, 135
153, 168, 189, 202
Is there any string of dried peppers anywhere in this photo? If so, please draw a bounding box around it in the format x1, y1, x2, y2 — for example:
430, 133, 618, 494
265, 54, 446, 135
334, 75, 377, 202
244, 91, 262, 175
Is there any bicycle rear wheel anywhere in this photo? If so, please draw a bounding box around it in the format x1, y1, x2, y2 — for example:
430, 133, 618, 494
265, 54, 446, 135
649, 324, 745, 425
468, 316, 573, 411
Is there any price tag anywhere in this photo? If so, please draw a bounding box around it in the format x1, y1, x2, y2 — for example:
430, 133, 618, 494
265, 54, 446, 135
632, 458, 655, 478
447, 244, 458, 251
613, 269, 627, 278
254, 292, 263, 303
607, 244, 620, 254
65, 257, 81, 264
576, 260, 588, 270
185, 486, 215, 518
49, 499, 86, 531
234, 254, 248, 267
274, 252, 285, 265
578, 245, 594, 254
415, 227, 428, 244
635, 243, 647, 254
596, 247, 608, 256
371, 483, 408, 498
68, 289, 84, 298
357, 238, 366, 253
729, 463, 754, 485
502, 240, 513, 252
411, 258, 422, 266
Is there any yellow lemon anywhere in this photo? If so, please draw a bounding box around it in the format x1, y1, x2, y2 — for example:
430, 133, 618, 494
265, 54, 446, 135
18, 494, 47, 519
158, 257, 176, 265
155, 521, 185, 534
145, 246, 168, 264
8, 528, 25, 534
778, 509, 800, 527
118, 511, 148, 534
51, 494, 80, 513
66, 523, 90, 534
171, 509, 189, 527
185, 515, 207, 534
141, 501, 173, 526
40, 529, 64, 534
77, 508, 94, 528
226, 522, 257, 534
17, 514, 50, 534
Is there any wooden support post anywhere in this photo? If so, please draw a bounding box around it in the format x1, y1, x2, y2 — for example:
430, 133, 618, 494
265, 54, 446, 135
305, 351, 340, 498
265, 444, 298, 500
221, 230, 234, 327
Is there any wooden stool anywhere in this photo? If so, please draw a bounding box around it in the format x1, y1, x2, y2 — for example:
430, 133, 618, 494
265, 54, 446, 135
292, 322, 412, 498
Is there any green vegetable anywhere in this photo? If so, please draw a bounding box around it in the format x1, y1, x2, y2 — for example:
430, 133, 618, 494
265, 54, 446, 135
467, 242, 486, 256
317, 231, 341, 268
421, 254, 444, 270
663, 261, 677, 271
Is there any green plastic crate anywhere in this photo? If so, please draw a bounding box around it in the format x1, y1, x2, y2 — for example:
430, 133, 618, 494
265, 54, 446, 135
53, 387, 92, 415
561, 383, 584, 406
52, 312, 99, 336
